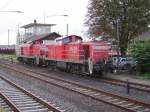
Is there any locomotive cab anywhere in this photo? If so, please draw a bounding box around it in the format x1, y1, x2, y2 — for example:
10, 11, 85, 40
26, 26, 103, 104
83, 45, 90, 60
82, 41, 109, 74
82, 45, 94, 74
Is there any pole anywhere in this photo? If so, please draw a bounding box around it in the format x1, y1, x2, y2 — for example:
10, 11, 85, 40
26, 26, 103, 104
66, 24, 68, 36
46, 14, 69, 36
44, 12, 46, 23
126, 79, 130, 94
50, 26, 51, 33
117, 19, 120, 70
8, 29, 10, 46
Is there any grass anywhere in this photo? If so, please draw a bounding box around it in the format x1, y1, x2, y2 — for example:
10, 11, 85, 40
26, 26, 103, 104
0, 54, 16, 61
144, 72, 150, 79
0, 107, 7, 112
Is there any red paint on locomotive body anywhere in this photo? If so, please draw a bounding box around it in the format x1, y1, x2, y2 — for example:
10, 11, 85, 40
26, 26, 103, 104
21, 44, 32, 56
55, 35, 83, 61
55, 45, 64, 59
47, 45, 56, 59
64, 43, 83, 61
32, 43, 41, 56
20, 35, 110, 63
82, 41, 110, 64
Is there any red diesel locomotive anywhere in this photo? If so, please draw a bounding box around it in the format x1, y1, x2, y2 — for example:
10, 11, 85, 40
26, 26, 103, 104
16, 21, 110, 75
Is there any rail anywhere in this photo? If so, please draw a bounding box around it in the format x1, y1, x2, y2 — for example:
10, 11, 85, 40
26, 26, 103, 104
0, 74, 63, 112
0, 63, 150, 112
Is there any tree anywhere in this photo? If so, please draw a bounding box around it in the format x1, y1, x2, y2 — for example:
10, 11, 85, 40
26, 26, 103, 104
131, 40, 150, 73
85, 0, 150, 55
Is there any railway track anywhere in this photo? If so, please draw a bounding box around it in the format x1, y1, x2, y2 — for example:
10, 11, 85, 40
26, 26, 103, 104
1, 60, 150, 93
0, 97, 11, 112
0, 63, 150, 112
100, 77, 150, 93
0, 75, 63, 112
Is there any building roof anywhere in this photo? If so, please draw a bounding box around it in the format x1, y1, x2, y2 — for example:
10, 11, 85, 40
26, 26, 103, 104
21, 20, 56, 28
23, 32, 61, 43
21, 23, 56, 28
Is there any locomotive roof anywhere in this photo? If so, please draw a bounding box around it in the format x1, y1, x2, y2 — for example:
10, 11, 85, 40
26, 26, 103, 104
82, 40, 109, 45
23, 32, 61, 43
55, 35, 83, 41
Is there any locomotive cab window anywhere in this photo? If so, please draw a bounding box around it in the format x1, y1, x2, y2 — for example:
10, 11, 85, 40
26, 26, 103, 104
63, 37, 70, 44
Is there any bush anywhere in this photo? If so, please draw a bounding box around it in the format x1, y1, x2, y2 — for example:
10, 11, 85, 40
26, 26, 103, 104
0, 108, 7, 112
144, 72, 150, 79
131, 40, 150, 74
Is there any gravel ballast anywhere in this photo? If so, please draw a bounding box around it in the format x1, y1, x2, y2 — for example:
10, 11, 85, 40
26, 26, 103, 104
0, 67, 127, 112
22, 65, 150, 104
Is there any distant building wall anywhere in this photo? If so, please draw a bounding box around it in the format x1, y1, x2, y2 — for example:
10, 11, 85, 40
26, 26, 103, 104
137, 30, 150, 41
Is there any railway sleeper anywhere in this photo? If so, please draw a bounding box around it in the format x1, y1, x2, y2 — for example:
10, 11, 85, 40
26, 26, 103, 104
16, 102, 41, 107
13, 100, 37, 105
21, 108, 49, 112
18, 105, 45, 110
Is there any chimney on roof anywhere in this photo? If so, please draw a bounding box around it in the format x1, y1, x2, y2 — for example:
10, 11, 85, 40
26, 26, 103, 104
34, 19, 37, 24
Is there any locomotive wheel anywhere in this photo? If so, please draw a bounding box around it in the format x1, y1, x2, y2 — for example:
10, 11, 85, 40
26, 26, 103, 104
70, 64, 74, 73
68, 63, 75, 74
68, 64, 82, 75
68, 63, 72, 73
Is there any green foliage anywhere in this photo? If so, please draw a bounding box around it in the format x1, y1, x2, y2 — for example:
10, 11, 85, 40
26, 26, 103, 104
131, 40, 150, 73
0, 54, 16, 61
144, 72, 150, 79
0, 107, 7, 112
85, 0, 150, 55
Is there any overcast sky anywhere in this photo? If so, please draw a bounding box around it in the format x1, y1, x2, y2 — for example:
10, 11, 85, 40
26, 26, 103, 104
0, 0, 89, 45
